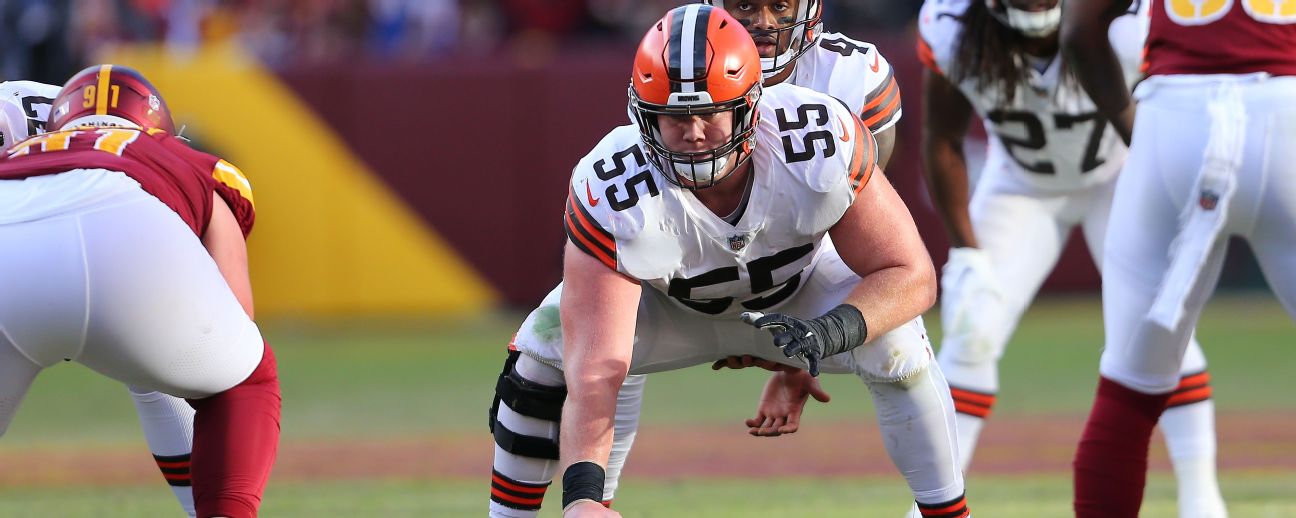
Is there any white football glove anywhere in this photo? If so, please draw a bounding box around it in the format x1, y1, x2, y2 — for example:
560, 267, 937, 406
939, 247, 1006, 363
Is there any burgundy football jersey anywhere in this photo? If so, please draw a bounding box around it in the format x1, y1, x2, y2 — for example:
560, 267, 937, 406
1146, 0, 1296, 77
0, 127, 255, 237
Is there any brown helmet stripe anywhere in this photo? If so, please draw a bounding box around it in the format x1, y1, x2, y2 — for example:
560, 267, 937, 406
668, 4, 710, 94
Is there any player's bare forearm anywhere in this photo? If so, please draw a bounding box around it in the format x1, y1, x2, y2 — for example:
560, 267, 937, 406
924, 142, 977, 248
920, 69, 978, 248
1061, 0, 1136, 144
557, 242, 640, 471
830, 176, 938, 341
558, 370, 623, 471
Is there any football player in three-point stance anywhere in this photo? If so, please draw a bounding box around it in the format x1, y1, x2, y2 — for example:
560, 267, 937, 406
701, 0, 909, 439
0, 65, 279, 518
917, 1, 1226, 515
1064, 0, 1296, 515
0, 79, 207, 518
488, 5, 970, 518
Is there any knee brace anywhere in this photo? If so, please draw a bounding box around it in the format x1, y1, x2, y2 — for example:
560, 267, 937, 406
489, 351, 567, 460
851, 321, 933, 384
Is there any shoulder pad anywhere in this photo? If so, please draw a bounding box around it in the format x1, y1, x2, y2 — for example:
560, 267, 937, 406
0, 81, 60, 146
0, 81, 61, 104
565, 125, 661, 271
804, 33, 902, 133
917, 0, 970, 77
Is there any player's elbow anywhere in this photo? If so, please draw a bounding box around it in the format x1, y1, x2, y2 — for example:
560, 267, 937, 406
913, 259, 938, 313
565, 358, 630, 396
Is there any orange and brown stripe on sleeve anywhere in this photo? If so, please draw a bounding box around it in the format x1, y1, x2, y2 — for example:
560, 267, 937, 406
917, 493, 970, 518
153, 453, 192, 487
490, 469, 550, 511
860, 70, 901, 133
950, 386, 996, 419
1166, 371, 1212, 408
846, 112, 875, 196
564, 187, 617, 270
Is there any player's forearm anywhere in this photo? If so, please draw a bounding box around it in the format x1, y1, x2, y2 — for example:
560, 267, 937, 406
843, 259, 938, 343
558, 364, 625, 471
1061, 4, 1135, 144
922, 142, 978, 248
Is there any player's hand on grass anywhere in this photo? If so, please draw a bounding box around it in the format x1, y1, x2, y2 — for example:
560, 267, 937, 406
564, 500, 621, 517
746, 368, 831, 437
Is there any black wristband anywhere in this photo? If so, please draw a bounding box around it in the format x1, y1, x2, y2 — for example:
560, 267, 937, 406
814, 304, 868, 357
561, 461, 605, 508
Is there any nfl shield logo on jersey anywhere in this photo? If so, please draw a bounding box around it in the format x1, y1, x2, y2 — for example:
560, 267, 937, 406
728, 233, 751, 252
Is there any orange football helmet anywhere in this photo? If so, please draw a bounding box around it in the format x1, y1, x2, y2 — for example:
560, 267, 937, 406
48, 64, 175, 134
629, 4, 762, 188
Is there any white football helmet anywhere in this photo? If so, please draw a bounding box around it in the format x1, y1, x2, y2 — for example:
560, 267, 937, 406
703, 0, 823, 79
986, 0, 1061, 38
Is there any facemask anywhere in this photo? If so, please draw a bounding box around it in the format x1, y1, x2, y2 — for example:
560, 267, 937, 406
672, 152, 732, 186
1003, 4, 1061, 37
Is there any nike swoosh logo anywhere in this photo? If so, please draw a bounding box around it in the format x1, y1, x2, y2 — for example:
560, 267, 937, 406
586, 181, 601, 206
870, 51, 880, 73
838, 117, 851, 142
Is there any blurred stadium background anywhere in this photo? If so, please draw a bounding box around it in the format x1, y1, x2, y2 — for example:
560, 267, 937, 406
0, 0, 1292, 516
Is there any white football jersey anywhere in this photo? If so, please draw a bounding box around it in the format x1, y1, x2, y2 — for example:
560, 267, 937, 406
790, 31, 902, 134
918, 0, 1149, 192
0, 81, 59, 149
564, 83, 875, 319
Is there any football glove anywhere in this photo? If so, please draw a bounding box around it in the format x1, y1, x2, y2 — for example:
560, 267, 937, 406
741, 305, 867, 377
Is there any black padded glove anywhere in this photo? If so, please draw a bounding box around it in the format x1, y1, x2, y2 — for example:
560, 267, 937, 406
740, 304, 868, 377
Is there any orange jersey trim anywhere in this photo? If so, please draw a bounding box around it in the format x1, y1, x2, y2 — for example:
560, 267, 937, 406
861, 77, 901, 131
917, 37, 941, 74
847, 113, 874, 195
564, 188, 618, 270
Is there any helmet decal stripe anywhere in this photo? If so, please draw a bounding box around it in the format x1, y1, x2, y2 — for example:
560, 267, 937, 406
689, 6, 709, 94
94, 64, 113, 116
669, 4, 709, 94
668, 7, 686, 93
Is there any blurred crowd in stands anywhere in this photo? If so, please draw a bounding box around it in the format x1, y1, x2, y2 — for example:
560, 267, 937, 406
1, 0, 920, 84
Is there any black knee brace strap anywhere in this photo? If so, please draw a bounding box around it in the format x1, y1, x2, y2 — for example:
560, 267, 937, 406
488, 350, 567, 460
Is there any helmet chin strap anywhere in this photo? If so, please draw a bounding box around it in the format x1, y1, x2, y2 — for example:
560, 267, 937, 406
1004, 5, 1061, 37
673, 152, 732, 186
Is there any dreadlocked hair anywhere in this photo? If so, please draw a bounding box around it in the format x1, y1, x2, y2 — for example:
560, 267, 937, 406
948, 1, 1034, 107
949, 1, 1081, 110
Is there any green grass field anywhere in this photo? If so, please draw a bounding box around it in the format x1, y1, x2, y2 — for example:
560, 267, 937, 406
1, 294, 1293, 516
